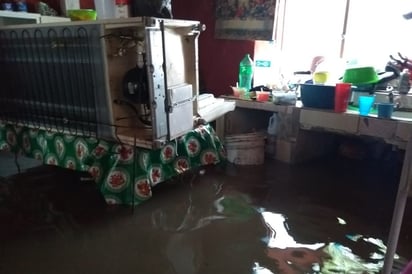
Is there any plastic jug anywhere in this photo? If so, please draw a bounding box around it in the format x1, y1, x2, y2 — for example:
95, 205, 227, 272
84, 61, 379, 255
266, 113, 278, 158
267, 113, 278, 136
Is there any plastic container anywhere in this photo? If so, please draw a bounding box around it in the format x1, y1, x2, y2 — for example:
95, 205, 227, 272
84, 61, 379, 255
114, 0, 130, 18
358, 95, 375, 116
376, 103, 394, 119
94, 0, 115, 19
300, 83, 335, 109
334, 83, 351, 113
67, 9, 97, 21
272, 92, 297, 105
267, 113, 278, 135
398, 69, 411, 94
313, 71, 329, 84
256, 91, 270, 101
266, 113, 278, 158
342, 66, 379, 84
14, 0, 27, 12
1, 2, 13, 10
60, 0, 80, 16
238, 54, 254, 91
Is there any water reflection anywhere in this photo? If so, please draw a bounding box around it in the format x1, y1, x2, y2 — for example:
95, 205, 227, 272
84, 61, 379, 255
149, 173, 405, 274
258, 210, 402, 273
0, 160, 410, 274
260, 211, 325, 273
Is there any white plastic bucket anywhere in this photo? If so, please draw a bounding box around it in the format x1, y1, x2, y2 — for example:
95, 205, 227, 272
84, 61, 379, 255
224, 133, 265, 165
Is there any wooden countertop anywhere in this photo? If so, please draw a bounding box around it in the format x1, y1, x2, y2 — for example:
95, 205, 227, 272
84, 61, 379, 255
222, 95, 412, 149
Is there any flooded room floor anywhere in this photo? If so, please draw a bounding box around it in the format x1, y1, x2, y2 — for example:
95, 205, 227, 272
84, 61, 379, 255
0, 153, 411, 274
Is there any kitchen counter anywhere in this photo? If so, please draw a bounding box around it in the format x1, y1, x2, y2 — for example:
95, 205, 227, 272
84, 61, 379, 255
300, 108, 412, 149
220, 95, 412, 150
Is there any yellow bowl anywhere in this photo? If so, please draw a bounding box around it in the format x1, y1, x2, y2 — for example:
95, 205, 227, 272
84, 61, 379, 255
67, 9, 97, 21
313, 71, 329, 84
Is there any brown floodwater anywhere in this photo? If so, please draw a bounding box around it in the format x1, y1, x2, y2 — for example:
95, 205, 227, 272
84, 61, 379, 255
0, 153, 411, 274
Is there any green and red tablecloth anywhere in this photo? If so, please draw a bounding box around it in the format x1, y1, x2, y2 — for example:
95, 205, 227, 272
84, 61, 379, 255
0, 123, 225, 206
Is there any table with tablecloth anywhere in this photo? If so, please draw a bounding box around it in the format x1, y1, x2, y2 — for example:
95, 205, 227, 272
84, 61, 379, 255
0, 122, 225, 206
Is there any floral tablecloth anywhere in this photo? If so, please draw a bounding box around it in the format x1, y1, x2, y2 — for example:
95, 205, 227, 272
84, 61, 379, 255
0, 123, 225, 206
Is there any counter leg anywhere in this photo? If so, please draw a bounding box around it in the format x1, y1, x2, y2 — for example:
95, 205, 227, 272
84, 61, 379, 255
382, 135, 412, 273
215, 115, 226, 141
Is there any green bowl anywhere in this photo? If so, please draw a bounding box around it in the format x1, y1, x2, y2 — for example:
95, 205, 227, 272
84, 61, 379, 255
67, 9, 97, 21
342, 66, 379, 85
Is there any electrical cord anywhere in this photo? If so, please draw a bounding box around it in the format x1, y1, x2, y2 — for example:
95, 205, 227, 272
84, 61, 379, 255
113, 98, 152, 127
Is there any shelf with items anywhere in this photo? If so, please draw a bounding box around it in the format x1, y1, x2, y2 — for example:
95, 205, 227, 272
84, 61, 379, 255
220, 95, 297, 113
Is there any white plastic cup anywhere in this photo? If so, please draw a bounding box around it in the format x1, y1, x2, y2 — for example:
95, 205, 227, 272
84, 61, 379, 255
94, 0, 115, 19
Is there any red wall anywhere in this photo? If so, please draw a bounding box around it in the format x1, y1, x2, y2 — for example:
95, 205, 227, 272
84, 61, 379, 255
26, 0, 253, 96
172, 0, 254, 96
25, 0, 94, 12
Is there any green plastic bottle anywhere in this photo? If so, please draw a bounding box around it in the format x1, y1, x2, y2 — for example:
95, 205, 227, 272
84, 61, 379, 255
238, 54, 254, 92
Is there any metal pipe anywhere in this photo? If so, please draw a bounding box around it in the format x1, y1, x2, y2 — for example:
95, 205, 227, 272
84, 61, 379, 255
382, 134, 412, 273
339, 0, 350, 59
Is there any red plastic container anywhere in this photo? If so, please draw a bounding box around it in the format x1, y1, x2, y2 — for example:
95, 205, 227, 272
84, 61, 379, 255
256, 91, 270, 102
334, 83, 352, 112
